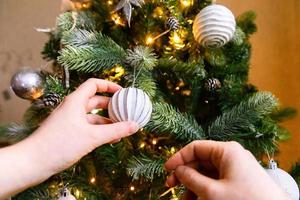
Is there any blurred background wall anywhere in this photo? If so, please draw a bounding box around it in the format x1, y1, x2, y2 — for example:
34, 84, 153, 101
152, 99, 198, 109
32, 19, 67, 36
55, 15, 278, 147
0, 0, 299, 170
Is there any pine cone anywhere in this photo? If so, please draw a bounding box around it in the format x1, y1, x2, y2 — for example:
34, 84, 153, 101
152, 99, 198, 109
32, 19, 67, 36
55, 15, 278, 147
205, 78, 222, 91
166, 16, 180, 31
43, 92, 61, 107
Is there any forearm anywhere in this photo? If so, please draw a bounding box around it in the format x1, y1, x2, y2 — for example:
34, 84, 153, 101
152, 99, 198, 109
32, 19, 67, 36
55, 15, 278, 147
0, 133, 54, 199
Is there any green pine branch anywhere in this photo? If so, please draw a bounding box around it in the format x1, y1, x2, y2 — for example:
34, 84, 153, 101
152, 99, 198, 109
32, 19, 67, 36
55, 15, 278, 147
56, 11, 96, 33
270, 107, 297, 122
208, 92, 279, 140
0, 123, 32, 144
58, 29, 126, 73
58, 45, 126, 73
127, 155, 165, 181
237, 11, 257, 36
146, 102, 205, 142
42, 32, 61, 61
125, 46, 158, 70
45, 75, 67, 97
157, 58, 206, 82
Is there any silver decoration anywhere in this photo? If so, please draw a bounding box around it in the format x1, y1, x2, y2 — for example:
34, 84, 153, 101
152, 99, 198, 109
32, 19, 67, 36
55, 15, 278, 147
114, 0, 145, 26
193, 4, 236, 48
266, 159, 299, 200
10, 68, 44, 100
57, 188, 76, 200
108, 87, 152, 128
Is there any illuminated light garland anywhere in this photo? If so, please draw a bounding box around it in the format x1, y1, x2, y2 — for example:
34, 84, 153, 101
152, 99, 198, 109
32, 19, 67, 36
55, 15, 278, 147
145, 35, 155, 45
111, 13, 126, 26
129, 185, 135, 192
180, 0, 193, 8
107, 0, 113, 5
90, 177, 96, 184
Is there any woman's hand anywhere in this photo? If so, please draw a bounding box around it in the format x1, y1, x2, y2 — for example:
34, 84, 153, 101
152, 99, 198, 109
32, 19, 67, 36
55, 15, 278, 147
165, 140, 291, 200
0, 79, 139, 199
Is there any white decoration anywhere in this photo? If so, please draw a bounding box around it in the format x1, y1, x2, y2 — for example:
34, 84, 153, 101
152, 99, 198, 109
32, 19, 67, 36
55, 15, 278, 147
108, 87, 152, 128
57, 188, 76, 200
265, 160, 299, 200
192, 4, 236, 48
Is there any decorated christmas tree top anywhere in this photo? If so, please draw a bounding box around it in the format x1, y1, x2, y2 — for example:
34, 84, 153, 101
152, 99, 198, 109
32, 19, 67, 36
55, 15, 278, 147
1, 0, 298, 199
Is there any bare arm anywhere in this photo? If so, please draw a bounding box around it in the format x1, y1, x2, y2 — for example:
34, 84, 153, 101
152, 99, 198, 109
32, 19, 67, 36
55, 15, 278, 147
0, 79, 138, 199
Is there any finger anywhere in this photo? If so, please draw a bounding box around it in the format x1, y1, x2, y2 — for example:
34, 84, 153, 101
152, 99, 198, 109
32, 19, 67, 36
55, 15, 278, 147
86, 114, 112, 124
72, 78, 121, 102
86, 96, 110, 112
166, 165, 219, 188
110, 139, 121, 144
165, 140, 226, 171
166, 173, 179, 187
89, 121, 139, 144
166, 161, 200, 187
174, 165, 220, 198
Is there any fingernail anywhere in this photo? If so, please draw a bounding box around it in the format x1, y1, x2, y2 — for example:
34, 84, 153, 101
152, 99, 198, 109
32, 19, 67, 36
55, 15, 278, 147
165, 181, 170, 187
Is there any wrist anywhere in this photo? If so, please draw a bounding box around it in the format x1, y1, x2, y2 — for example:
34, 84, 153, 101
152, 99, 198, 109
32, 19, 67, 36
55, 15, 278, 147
0, 132, 54, 198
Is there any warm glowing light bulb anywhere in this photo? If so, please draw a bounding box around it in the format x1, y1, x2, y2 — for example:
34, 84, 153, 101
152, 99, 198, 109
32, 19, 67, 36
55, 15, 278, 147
173, 33, 182, 43
111, 13, 125, 26
152, 7, 164, 19
170, 32, 185, 50
145, 35, 154, 45
180, 0, 193, 7
139, 142, 146, 148
170, 147, 176, 154
152, 138, 158, 145
107, 0, 113, 5
90, 177, 96, 184
130, 186, 135, 191
75, 189, 81, 197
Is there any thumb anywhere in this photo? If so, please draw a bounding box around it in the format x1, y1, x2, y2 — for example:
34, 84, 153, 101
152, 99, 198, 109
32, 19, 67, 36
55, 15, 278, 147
91, 121, 139, 144
174, 165, 220, 198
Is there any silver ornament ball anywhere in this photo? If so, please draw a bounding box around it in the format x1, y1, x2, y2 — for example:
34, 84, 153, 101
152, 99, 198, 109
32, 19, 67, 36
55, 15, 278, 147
193, 4, 236, 48
265, 160, 299, 200
108, 87, 152, 128
10, 68, 45, 100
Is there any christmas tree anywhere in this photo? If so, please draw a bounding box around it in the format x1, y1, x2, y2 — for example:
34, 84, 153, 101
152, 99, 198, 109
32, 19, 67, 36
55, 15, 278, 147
1, 0, 298, 199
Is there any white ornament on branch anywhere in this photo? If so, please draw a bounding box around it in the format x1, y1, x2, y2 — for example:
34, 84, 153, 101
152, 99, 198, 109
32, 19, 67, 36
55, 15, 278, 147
193, 4, 236, 48
265, 159, 299, 200
108, 87, 152, 128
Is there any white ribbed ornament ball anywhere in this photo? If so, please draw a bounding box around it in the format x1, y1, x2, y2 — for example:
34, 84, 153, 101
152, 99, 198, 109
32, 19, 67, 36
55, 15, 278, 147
193, 4, 236, 48
108, 88, 152, 128
265, 160, 299, 200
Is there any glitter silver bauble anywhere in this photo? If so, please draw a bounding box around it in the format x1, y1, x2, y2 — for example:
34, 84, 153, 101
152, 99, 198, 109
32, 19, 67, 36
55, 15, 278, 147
265, 160, 299, 200
108, 87, 152, 128
10, 68, 45, 100
193, 4, 236, 48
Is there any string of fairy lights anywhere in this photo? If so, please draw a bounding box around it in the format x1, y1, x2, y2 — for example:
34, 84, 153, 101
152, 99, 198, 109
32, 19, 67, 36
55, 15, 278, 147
56, 0, 196, 198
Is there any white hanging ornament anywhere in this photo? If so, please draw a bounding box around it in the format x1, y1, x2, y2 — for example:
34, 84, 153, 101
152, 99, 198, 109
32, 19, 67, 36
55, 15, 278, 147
57, 188, 77, 200
108, 87, 152, 128
192, 4, 236, 48
265, 159, 299, 200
